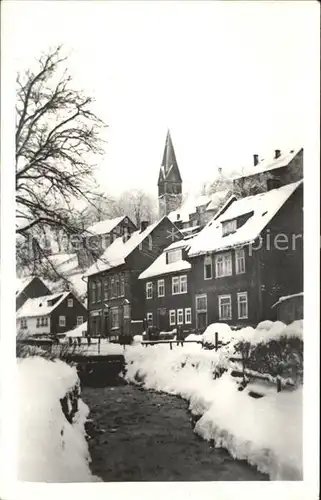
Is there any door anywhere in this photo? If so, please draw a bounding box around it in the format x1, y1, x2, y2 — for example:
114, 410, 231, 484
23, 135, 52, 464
157, 308, 167, 332
195, 294, 207, 331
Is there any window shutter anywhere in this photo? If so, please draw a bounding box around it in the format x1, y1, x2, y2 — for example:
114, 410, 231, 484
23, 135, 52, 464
165, 252, 169, 264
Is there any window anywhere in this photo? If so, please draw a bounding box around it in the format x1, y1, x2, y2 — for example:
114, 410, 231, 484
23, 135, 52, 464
96, 281, 102, 301
67, 298, 73, 307
146, 282, 153, 299
59, 315, 66, 327
111, 307, 119, 329
237, 292, 248, 319
120, 276, 125, 296
172, 275, 187, 295
218, 295, 232, 320
92, 282, 96, 303
77, 316, 84, 326
222, 219, 237, 236
196, 294, 207, 312
146, 312, 153, 326
103, 279, 109, 299
20, 318, 27, 329
177, 309, 184, 325
115, 277, 120, 297
148, 235, 153, 251
172, 276, 180, 294
235, 249, 246, 274
40, 317, 44, 326
157, 279, 165, 297
185, 308, 192, 324
167, 249, 182, 264
123, 304, 130, 318
111, 279, 116, 297
36, 318, 40, 327
204, 255, 213, 280
169, 309, 176, 326
215, 253, 232, 277
179, 275, 187, 293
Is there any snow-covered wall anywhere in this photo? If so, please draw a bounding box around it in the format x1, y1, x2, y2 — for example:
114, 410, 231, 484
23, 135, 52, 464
18, 356, 100, 482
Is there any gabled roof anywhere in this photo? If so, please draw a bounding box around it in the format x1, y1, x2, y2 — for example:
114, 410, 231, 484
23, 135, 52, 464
85, 216, 182, 277
138, 239, 191, 280
16, 292, 70, 318
233, 148, 302, 180
82, 215, 128, 237
187, 181, 302, 257
16, 276, 51, 297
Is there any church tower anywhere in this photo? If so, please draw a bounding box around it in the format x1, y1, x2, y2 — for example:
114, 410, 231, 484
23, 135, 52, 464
158, 130, 182, 218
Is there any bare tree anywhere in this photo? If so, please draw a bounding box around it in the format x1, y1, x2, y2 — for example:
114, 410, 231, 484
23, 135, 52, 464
15, 46, 107, 278
116, 189, 157, 227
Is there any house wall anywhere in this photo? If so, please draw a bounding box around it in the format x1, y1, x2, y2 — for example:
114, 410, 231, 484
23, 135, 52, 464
189, 184, 303, 329
87, 217, 182, 336
50, 294, 87, 334
142, 270, 193, 333
190, 247, 260, 330
258, 185, 303, 319
16, 278, 51, 311
16, 316, 51, 336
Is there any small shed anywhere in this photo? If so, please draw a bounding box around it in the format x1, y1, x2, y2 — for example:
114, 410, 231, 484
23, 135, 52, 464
272, 293, 303, 324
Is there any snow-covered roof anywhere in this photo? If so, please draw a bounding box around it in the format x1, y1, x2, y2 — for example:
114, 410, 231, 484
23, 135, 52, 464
84, 217, 176, 277
16, 292, 70, 318
139, 239, 191, 280
272, 292, 303, 308
83, 215, 126, 236
233, 148, 302, 179
168, 193, 212, 223
64, 321, 88, 338
206, 190, 231, 211
168, 190, 232, 224
188, 181, 302, 257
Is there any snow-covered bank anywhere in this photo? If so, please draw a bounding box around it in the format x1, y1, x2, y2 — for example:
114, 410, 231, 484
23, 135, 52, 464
124, 322, 303, 480
18, 356, 100, 482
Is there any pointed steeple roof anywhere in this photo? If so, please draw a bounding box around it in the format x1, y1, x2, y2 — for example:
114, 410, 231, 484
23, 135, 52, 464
158, 130, 182, 184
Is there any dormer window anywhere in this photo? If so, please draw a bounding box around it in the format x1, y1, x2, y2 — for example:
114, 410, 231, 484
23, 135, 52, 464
148, 235, 153, 251
267, 178, 282, 191
222, 219, 237, 236
167, 248, 182, 264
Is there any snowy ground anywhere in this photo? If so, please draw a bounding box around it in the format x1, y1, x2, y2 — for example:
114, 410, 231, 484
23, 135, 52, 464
18, 356, 100, 482
124, 321, 303, 480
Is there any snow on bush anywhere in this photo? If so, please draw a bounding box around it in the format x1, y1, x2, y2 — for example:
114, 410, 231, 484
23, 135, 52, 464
201, 322, 233, 345
124, 320, 303, 480
18, 356, 100, 482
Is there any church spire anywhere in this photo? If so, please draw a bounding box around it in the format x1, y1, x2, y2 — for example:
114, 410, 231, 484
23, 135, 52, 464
161, 130, 179, 177
158, 130, 182, 217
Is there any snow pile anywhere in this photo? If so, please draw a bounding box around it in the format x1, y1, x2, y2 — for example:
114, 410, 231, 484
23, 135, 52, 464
201, 322, 233, 344
18, 356, 100, 482
64, 321, 87, 338
124, 327, 303, 480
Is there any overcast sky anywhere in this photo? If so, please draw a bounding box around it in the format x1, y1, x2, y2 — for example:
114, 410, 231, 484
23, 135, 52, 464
6, 0, 317, 198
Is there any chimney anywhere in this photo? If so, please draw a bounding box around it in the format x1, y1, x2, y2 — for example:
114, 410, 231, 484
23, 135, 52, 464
274, 149, 281, 159
140, 221, 149, 232
218, 167, 222, 175
253, 154, 259, 166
